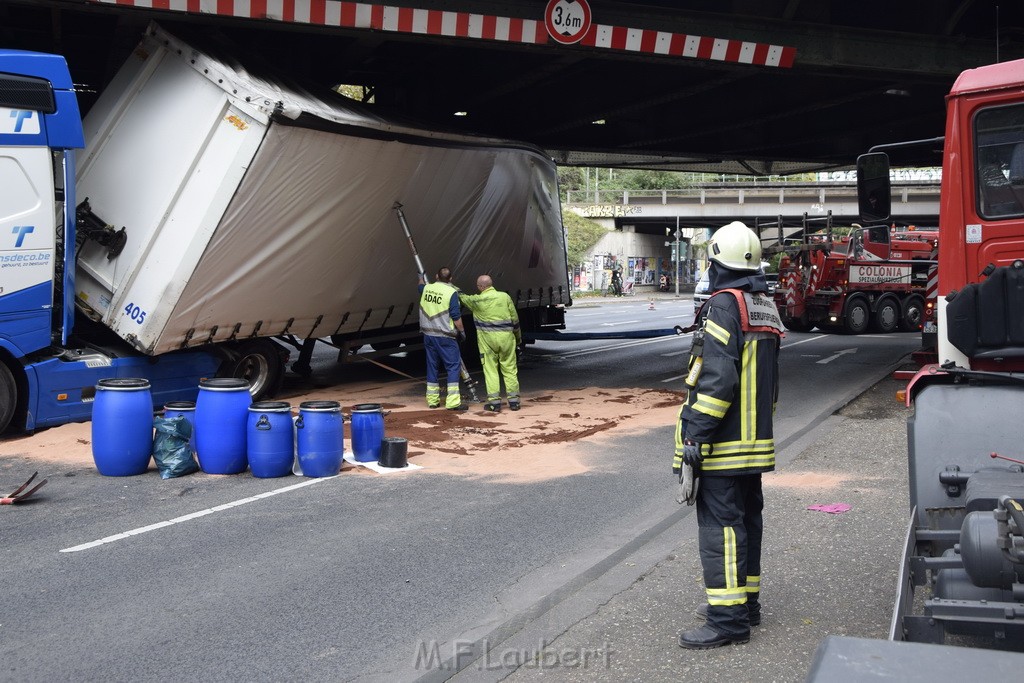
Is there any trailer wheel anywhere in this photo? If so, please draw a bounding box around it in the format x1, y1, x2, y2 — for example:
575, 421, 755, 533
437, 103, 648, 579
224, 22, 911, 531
844, 297, 870, 334
900, 296, 924, 332
871, 297, 900, 333
221, 339, 284, 400
782, 316, 814, 333
0, 363, 16, 434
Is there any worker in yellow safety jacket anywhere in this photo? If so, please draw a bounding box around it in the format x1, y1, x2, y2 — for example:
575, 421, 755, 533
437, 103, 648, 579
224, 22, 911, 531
419, 267, 468, 411
673, 221, 783, 650
458, 275, 522, 412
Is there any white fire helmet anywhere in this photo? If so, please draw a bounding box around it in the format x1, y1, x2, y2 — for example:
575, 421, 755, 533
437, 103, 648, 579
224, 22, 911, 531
707, 221, 762, 272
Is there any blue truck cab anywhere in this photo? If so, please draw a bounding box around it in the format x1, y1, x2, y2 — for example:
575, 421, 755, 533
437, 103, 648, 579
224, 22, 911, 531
0, 50, 218, 433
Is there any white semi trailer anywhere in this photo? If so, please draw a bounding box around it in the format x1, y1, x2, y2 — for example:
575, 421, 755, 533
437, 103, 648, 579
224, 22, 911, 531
0, 23, 569, 432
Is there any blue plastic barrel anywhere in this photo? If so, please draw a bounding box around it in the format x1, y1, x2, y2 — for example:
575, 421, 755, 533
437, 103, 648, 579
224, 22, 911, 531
195, 378, 251, 474
296, 400, 343, 477
92, 378, 153, 476
247, 401, 294, 478
163, 401, 196, 455
350, 403, 385, 463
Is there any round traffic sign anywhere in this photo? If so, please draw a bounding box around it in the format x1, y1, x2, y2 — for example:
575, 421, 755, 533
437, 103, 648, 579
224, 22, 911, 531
544, 0, 592, 45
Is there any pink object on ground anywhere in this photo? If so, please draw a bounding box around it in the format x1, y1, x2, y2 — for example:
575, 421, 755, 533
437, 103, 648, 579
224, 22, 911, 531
807, 503, 852, 514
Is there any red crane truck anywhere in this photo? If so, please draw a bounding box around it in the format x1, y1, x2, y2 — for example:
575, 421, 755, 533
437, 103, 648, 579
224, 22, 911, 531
768, 215, 937, 334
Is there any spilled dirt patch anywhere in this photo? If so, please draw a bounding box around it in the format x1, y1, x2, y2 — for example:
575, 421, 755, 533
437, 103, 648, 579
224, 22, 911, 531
0, 383, 685, 484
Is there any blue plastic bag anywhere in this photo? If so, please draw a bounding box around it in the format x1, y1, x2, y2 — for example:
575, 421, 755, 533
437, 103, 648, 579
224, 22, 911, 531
152, 416, 200, 479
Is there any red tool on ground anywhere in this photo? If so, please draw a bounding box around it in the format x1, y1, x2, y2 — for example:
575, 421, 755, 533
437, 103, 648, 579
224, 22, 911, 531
2, 471, 48, 505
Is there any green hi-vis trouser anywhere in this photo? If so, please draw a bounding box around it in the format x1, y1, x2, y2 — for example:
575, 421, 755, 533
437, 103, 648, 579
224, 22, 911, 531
477, 330, 519, 405
697, 473, 763, 639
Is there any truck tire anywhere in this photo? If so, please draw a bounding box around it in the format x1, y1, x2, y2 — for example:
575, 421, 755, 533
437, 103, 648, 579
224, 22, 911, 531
782, 316, 814, 333
844, 297, 870, 334
221, 339, 284, 401
900, 296, 924, 332
871, 297, 900, 333
0, 363, 16, 434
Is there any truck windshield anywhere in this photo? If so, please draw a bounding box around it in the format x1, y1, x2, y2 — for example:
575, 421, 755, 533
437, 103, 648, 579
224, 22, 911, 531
975, 103, 1024, 219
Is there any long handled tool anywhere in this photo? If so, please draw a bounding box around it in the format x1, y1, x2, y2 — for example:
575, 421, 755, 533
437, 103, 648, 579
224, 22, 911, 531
2, 471, 47, 505
393, 202, 480, 402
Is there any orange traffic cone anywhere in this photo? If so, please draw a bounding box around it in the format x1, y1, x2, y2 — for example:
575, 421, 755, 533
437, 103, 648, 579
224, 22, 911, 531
648, 298, 656, 310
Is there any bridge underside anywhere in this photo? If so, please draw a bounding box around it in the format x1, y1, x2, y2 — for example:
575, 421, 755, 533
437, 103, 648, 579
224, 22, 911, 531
1, 1, 1022, 174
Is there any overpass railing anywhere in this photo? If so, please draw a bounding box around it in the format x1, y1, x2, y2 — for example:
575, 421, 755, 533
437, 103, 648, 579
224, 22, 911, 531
563, 181, 941, 207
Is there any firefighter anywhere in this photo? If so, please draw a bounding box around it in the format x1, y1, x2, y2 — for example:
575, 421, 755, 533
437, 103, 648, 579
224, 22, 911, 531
419, 267, 468, 411
674, 221, 784, 649
458, 275, 522, 412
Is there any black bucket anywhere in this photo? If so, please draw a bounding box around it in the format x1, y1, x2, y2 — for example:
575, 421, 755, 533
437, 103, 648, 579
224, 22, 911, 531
378, 437, 408, 468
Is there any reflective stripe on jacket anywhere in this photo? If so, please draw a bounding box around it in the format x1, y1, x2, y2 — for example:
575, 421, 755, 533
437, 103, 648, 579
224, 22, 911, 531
459, 287, 521, 343
420, 281, 459, 338
676, 290, 781, 476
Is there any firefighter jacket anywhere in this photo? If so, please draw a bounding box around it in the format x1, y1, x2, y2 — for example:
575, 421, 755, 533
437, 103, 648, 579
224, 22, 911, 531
459, 287, 522, 344
419, 281, 460, 338
674, 287, 783, 476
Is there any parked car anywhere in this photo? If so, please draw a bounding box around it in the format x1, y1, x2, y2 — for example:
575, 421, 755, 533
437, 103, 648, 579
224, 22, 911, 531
693, 270, 711, 313
693, 268, 777, 314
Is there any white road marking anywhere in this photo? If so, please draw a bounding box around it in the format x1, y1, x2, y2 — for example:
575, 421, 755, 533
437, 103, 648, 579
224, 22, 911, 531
781, 335, 826, 349
662, 374, 687, 383
817, 348, 858, 364
550, 335, 677, 359
59, 476, 337, 553
601, 320, 641, 327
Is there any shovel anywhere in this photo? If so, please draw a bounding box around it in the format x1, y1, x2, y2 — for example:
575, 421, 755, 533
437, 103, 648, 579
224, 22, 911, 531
2, 471, 48, 505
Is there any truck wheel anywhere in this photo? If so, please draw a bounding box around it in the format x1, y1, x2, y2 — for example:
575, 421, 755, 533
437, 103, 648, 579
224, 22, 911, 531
844, 298, 870, 334
782, 316, 814, 333
222, 339, 284, 400
0, 363, 16, 433
871, 298, 900, 333
900, 296, 924, 332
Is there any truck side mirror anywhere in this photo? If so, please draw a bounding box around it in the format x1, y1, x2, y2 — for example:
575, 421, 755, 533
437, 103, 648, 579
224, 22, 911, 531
857, 152, 891, 223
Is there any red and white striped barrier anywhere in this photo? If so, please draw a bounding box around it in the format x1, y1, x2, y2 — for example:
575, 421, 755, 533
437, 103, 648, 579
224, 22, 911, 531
87, 1, 796, 68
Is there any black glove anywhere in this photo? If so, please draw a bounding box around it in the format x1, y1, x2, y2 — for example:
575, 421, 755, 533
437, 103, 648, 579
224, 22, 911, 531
457, 330, 466, 344
682, 439, 703, 468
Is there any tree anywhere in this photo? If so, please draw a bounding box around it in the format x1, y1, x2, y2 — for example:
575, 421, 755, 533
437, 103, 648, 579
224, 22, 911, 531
562, 209, 607, 266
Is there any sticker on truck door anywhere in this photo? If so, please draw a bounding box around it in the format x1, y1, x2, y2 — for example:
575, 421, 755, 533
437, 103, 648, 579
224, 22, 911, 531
0, 108, 41, 135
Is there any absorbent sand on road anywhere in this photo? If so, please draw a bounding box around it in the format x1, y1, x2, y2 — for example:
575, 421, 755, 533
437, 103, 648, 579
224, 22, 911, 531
0, 380, 683, 486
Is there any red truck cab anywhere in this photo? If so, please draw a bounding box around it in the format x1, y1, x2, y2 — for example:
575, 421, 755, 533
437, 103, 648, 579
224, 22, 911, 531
859, 57, 1024, 376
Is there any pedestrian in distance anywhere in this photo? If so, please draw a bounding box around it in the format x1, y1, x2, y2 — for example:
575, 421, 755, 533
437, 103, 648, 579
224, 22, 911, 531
610, 267, 623, 296
673, 221, 784, 650
458, 275, 522, 412
419, 267, 468, 411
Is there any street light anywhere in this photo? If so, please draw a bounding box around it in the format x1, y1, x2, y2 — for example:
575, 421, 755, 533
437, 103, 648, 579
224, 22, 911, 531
665, 221, 682, 297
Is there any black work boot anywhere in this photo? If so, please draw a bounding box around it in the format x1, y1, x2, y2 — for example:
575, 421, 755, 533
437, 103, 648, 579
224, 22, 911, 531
484, 403, 501, 413
677, 625, 749, 650
508, 400, 521, 411
695, 602, 761, 626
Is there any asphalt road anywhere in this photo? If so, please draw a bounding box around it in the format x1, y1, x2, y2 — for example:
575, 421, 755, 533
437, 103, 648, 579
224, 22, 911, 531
0, 293, 921, 681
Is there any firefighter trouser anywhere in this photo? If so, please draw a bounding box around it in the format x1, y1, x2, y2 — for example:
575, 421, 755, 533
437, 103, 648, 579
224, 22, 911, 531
477, 331, 519, 406
424, 335, 462, 409
696, 473, 763, 638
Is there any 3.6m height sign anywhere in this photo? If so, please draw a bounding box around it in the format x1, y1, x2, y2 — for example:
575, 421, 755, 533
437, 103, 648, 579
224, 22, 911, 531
545, 0, 592, 45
